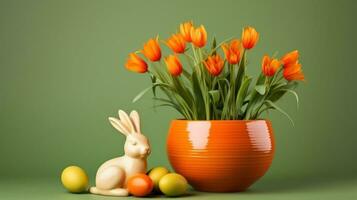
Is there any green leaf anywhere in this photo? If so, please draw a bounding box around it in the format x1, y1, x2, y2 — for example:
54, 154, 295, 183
268, 90, 285, 102
172, 77, 194, 108
182, 68, 191, 80
209, 90, 220, 104
217, 77, 230, 87
210, 37, 217, 55
257, 73, 266, 84
268, 81, 299, 102
191, 71, 205, 118
153, 97, 179, 107
236, 76, 252, 115
208, 37, 233, 55
150, 74, 157, 96
209, 89, 220, 119
265, 100, 295, 126
272, 81, 298, 91
217, 80, 227, 107
221, 88, 232, 119
270, 82, 287, 91
153, 96, 189, 117
257, 105, 273, 117
244, 73, 267, 119
173, 93, 194, 119
247, 94, 267, 120
132, 83, 171, 103
152, 103, 186, 117
133, 85, 154, 103
235, 51, 246, 92
255, 85, 266, 95
280, 89, 299, 109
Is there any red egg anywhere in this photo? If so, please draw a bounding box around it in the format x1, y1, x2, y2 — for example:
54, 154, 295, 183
127, 173, 154, 197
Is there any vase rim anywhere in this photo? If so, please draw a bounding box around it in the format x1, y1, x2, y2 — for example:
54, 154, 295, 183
172, 119, 271, 122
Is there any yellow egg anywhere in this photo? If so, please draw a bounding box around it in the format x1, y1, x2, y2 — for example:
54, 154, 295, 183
159, 173, 188, 197
61, 166, 89, 193
148, 166, 169, 191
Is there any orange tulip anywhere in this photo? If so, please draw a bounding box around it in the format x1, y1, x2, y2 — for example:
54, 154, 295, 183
222, 39, 241, 64
166, 33, 186, 54
204, 54, 224, 76
281, 50, 299, 67
242, 26, 259, 50
165, 55, 183, 76
190, 25, 207, 48
180, 21, 193, 42
125, 53, 148, 73
283, 61, 305, 81
261, 55, 281, 77
141, 37, 161, 62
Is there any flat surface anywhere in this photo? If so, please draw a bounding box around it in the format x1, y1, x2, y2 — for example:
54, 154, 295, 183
1, 178, 356, 200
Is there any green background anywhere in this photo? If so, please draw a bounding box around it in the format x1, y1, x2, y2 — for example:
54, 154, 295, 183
1, 0, 356, 199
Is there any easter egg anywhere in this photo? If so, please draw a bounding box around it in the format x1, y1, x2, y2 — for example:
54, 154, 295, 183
61, 166, 89, 193
127, 173, 154, 197
147, 166, 169, 191
159, 173, 188, 197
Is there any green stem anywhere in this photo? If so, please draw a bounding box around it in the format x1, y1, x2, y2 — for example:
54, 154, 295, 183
197, 48, 210, 120
244, 72, 265, 119
271, 66, 283, 85
252, 77, 274, 119
236, 50, 246, 92
229, 63, 236, 119
183, 53, 195, 76
184, 52, 195, 62
191, 44, 200, 72
182, 69, 191, 80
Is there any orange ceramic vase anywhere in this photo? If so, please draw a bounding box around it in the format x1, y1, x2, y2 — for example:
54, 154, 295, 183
167, 120, 274, 192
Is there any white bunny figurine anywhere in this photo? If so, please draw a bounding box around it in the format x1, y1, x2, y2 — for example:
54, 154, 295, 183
89, 110, 151, 196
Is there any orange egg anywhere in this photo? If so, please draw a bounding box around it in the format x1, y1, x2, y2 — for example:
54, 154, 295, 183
127, 173, 154, 197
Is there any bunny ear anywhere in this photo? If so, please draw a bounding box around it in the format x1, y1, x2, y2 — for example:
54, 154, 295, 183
108, 117, 130, 136
118, 110, 135, 134
130, 110, 141, 134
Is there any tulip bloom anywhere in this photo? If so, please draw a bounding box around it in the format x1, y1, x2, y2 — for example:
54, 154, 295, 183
261, 55, 281, 77
283, 62, 305, 81
180, 21, 193, 42
166, 33, 186, 54
141, 37, 161, 62
281, 50, 299, 67
125, 53, 148, 73
190, 25, 207, 48
242, 26, 259, 50
204, 54, 224, 76
165, 55, 183, 76
222, 39, 241, 64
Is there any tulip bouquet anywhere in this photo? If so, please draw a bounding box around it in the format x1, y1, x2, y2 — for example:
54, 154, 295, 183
124, 21, 304, 122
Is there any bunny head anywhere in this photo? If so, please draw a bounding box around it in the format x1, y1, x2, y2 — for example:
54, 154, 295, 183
108, 110, 151, 158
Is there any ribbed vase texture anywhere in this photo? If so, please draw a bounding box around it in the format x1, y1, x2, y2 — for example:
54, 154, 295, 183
167, 120, 275, 192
